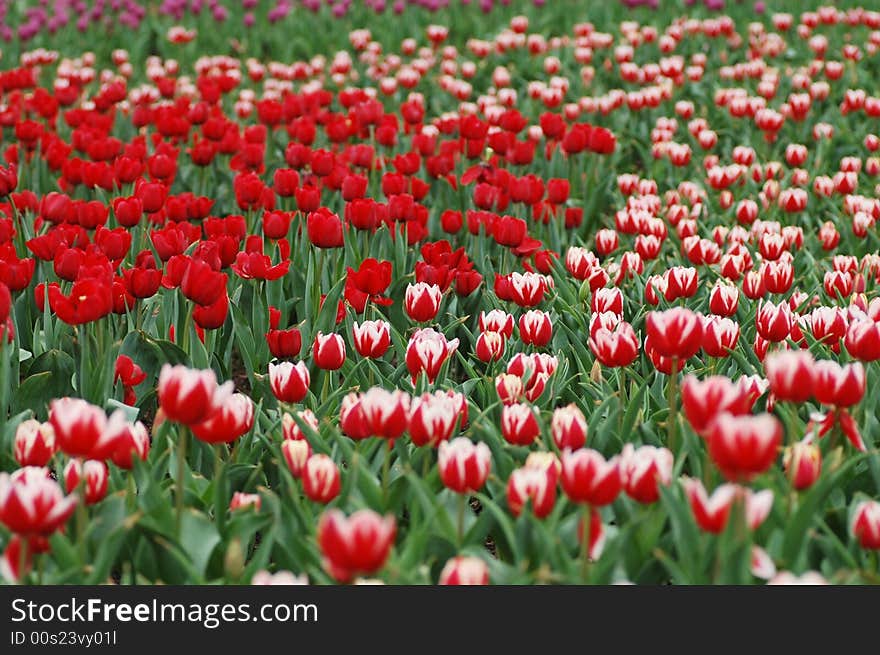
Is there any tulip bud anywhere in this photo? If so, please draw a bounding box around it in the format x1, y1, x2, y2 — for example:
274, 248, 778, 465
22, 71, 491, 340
501, 403, 540, 446
313, 332, 346, 370
269, 361, 311, 403
620, 444, 673, 503
14, 420, 56, 467
439, 556, 489, 585
64, 460, 109, 505
405, 282, 442, 323
551, 404, 588, 450
282, 409, 319, 442
317, 509, 396, 582
438, 438, 491, 493
229, 492, 261, 512
851, 500, 880, 550
518, 310, 553, 347
783, 441, 821, 490
506, 465, 556, 518
302, 454, 341, 504
157, 365, 232, 426
281, 439, 312, 478
475, 330, 506, 362
352, 320, 391, 358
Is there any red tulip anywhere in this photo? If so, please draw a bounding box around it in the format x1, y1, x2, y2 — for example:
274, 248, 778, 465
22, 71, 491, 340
63, 460, 108, 505
269, 361, 311, 403
783, 441, 822, 490
519, 309, 552, 346
501, 403, 540, 446
302, 454, 341, 504
844, 317, 880, 361
439, 556, 489, 585
50, 277, 113, 325
352, 320, 391, 359
438, 437, 491, 493
682, 478, 737, 534
191, 393, 255, 444
266, 327, 302, 358
645, 308, 703, 360
180, 258, 227, 307
231, 251, 290, 281
551, 404, 588, 451
307, 208, 344, 248
707, 413, 782, 481
0, 164, 18, 196
560, 449, 621, 506
681, 375, 753, 436
475, 330, 506, 362
313, 332, 346, 370
492, 215, 527, 248
48, 398, 107, 459
506, 465, 556, 518
851, 501, 880, 550
812, 360, 864, 407
620, 444, 673, 503
13, 420, 56, 467
158, 365, 233, 425
405, 282, 442, 322
0, 467, 77, 540
405, 328, 459, 384
764, 350, 815, 403
281, 439, 312, 478
317, 509, 396, 582
589, 320, 639, 367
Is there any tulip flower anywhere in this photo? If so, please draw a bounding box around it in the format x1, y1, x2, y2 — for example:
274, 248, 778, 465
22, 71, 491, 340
851, 501, 880, 550
439, 556, 489, 585
158, 365, 233, 425
707, 413, 783, 481
507, 465, 557, 518
302, 455, 341, 504
0, 467, 77, 541
317, 509, 396, 583
269, 361, 311, 403
313, 332, 346, 370
13, 420, 56, 467
620, 444, 673, 504
63, 460, 108, 505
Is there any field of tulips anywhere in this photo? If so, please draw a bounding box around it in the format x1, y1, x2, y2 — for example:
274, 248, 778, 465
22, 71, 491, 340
1, 0, 880, 586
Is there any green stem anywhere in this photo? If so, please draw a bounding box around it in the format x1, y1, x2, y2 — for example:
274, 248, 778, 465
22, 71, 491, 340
581, 504, 592, 583
457, 493, 467, 548
75, 468, 88, 564
667, 359, 679, 454
382, 439, 393, 508
18, 538, 28, 585
320, 370, 330, 407
126, 472, 137, 511
175, 425, 189, 540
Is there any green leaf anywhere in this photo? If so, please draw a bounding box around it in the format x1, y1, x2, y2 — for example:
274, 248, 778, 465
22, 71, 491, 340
178, 509, 222, 578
